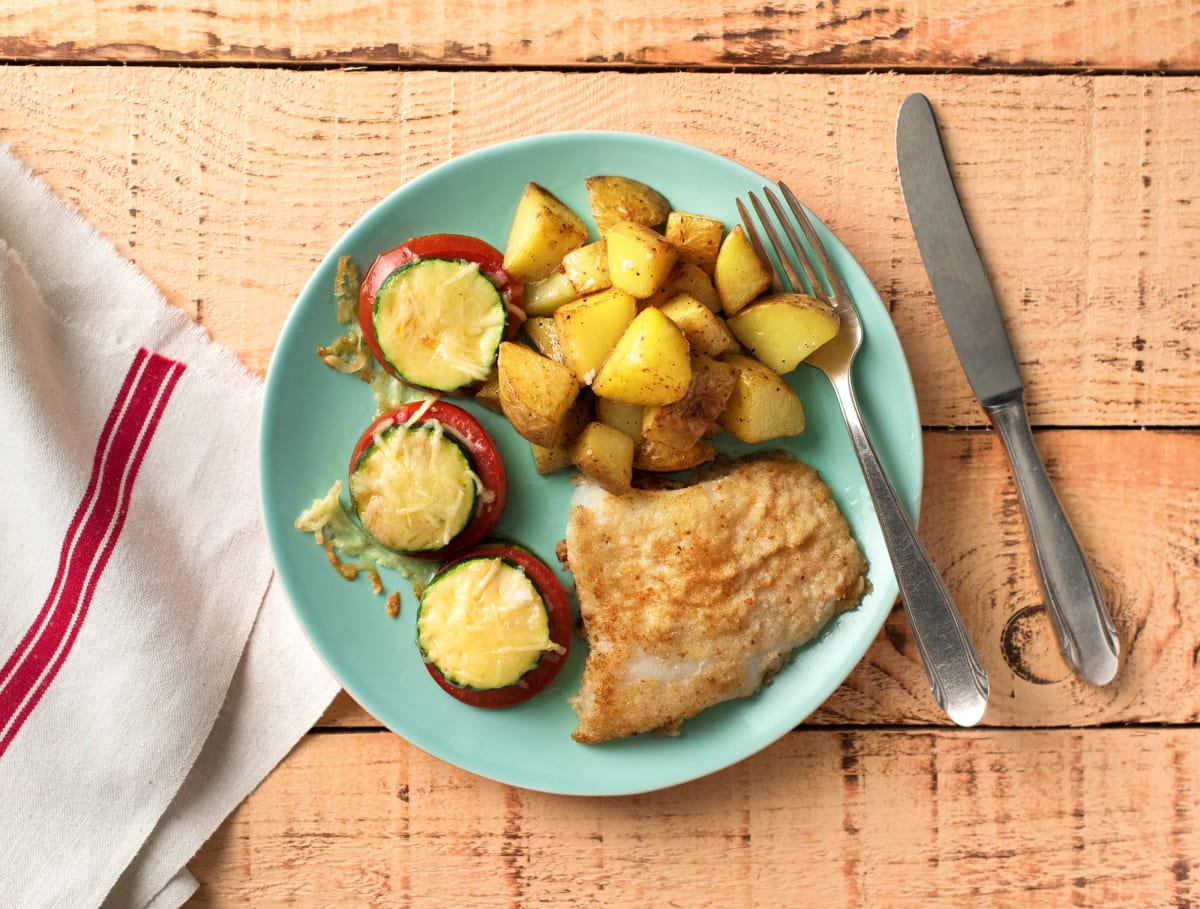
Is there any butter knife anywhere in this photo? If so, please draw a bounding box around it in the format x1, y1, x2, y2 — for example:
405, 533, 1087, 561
895, 92, 1120, 686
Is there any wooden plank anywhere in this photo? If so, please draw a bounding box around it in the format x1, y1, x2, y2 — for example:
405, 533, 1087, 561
185, 726, 1200, 907
824, 428, 1200, 726
1, 68, 1196, 428
313, 427, 1200, 729
2, 0, 1199, 71
4, 67, 1196, 730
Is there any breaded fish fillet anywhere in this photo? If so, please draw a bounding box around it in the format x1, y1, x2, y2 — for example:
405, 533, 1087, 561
566, 456, 868, 744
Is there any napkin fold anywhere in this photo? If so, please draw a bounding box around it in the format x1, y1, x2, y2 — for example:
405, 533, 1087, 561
0, 144, 339, 908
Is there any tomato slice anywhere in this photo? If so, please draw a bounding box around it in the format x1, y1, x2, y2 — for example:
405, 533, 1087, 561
421, 543, 573, 708
349, 401, 507, 560
356, 233, 524, 390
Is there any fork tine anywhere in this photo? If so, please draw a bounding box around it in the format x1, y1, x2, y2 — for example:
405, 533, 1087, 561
761, 187, 825, 302
777, 181, 853, 306
735, 198, 767, 268
736, 198, 784, 293
742, 192, 802, 293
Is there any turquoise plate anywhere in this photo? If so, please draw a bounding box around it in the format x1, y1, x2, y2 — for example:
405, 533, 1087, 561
261, 131, 921, 796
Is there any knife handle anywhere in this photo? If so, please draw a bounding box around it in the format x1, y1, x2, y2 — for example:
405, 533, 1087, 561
984, 395, 1120, 685
829, 376, 989, 726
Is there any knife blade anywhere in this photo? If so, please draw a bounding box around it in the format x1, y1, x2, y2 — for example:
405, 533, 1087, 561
895, 92, 1121, 686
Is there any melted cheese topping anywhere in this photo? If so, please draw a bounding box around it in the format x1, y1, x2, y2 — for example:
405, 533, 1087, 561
418, 557, 557, 690
374, 258, 506, 390
350, 423, 479, 552
294, 480, 438, 591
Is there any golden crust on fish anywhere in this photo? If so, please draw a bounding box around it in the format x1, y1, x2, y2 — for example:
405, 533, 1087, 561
566, 456, 868, 744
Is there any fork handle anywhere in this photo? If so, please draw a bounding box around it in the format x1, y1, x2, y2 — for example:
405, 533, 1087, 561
829, 375, 989, 726
984, 395, 1120, 685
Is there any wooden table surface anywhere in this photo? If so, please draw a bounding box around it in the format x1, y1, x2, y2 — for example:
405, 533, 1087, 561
4, 2, 1198, 905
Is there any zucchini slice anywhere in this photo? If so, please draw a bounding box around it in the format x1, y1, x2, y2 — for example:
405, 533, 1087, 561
417, 556, 556, 690
349, 421, 479, 554
372, 257, 507, 392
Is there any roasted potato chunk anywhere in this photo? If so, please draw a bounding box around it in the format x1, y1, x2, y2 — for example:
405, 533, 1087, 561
586, 176, 672, 233
572, 421, 636, 495
523, 316, 565, 363
503, 183, 588, 283
523, 269, 578, 317
554, 288, 638, 386
665, 211, 724, 276
530, 443, 572, 475
645, 260, 722, 312
497, 341, 580, 448
530, 395, 594, 474
633, 437, 717, 473
726, 292, 839, 374
658, 293, 738, 359
714, 224, 773, 316
718, 354, 805, 443
473, 374, 502, 413
641, 355, 738, 450
592, 307, 692, 406
562, 239, 612, 296
596, 397, 644, 442
605, 220, 679, 300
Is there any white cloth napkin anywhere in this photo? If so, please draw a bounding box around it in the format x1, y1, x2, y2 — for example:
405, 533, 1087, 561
0, 144, 340, 908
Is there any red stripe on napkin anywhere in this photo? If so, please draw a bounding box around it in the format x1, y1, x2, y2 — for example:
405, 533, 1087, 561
0, 348, 185, 759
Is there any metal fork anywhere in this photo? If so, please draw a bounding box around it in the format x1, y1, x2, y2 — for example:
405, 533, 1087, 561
738, 182, 989, 727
